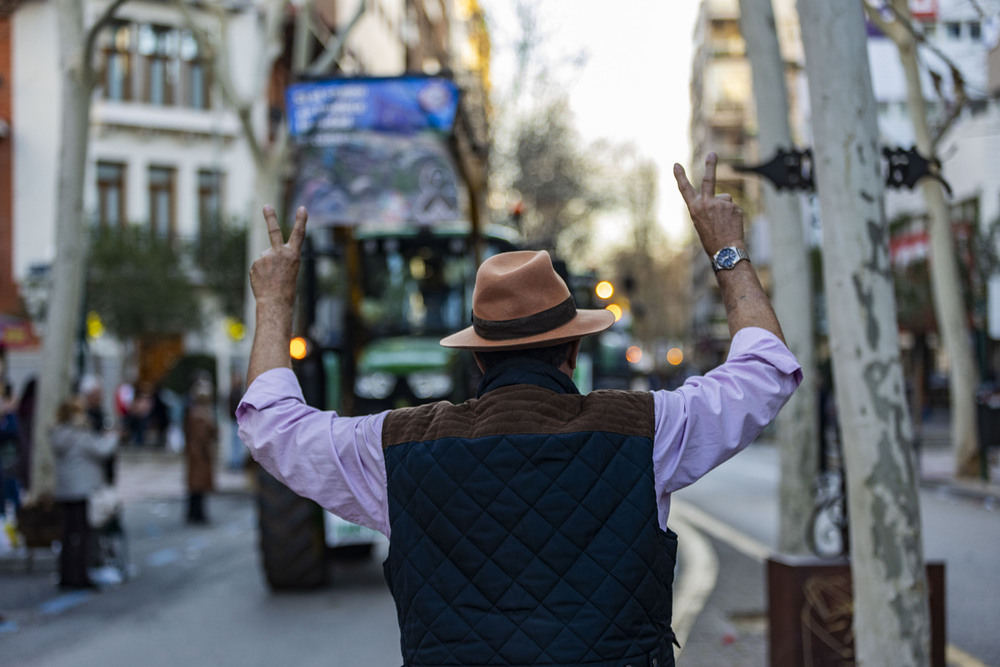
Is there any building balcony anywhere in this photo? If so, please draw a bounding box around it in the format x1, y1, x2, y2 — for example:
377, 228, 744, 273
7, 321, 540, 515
92, 101, 242, 138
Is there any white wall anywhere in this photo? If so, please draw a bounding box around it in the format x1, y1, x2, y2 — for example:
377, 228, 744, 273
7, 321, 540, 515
11, 2, 61, 281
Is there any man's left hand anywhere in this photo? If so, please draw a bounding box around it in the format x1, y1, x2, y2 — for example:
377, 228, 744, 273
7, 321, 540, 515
250, 206, 308, 310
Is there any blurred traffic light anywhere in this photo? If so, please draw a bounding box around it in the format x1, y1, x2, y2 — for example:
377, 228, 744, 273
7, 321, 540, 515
595, 281, 614, 300
606, 304, 623, 321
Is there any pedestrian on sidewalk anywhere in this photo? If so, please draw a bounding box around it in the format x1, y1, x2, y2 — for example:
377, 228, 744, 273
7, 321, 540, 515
51, 394, 117, 589
237, 153, 802, 666
183, 378, 217, 524
0, 382, 22, 519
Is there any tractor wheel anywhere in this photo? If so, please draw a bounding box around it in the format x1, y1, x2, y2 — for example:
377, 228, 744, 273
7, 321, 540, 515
256, 469, 328, 589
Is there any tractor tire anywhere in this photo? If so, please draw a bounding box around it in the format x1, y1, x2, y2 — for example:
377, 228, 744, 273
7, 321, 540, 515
256, 468, 328, 589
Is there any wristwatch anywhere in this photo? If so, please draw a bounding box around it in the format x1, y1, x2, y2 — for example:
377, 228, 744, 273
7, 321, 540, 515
711, 246, 750, 272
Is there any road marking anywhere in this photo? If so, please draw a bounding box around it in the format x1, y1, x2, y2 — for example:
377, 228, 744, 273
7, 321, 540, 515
946, 645, 989, 667
146, 548, 180, 567
671, 500, 771, 563
38, 590, 95, 615
669, 512, 718, 654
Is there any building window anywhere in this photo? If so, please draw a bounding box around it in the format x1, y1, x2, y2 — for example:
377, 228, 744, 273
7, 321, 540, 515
101, 22, 212, 109
101, 22, 134, 101
148, 166, 176, 238
944, 21, 961, 38
139, 25, 178, 106
97, 162, 127, 228
180, 30, 211, 109
969, 21, 981, 41
197, 169, 224, 236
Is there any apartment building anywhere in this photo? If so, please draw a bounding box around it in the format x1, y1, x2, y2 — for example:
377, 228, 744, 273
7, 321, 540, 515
0, 0, 489, 394
689, 0, 1000, 377
688, 0, 804, 368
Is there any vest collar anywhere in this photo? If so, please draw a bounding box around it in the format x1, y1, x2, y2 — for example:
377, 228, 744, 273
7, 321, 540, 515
476, 357, 581, 398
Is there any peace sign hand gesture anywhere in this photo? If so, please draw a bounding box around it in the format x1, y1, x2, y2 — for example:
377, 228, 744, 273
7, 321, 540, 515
249, 206, 309, 309
673, 152, 746, 257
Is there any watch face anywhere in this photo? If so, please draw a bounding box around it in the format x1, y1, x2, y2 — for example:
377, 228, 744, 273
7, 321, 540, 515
717, 247, 738, 269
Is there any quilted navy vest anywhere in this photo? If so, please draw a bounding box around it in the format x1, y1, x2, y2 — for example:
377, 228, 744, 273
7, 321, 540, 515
382, 380, 678, 667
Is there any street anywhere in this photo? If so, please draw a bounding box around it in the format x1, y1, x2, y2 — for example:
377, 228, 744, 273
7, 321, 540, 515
1, 492, 403, 667
2, 442, 998, 666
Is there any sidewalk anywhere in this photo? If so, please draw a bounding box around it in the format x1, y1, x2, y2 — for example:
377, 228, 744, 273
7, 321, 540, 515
0, 448, 253, 574
675, 421, 1000, 666
111, 448, 253, 503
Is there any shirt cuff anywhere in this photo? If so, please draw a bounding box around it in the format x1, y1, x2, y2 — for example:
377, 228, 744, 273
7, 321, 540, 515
236, 367, 305, 419
728, 327, 804, 383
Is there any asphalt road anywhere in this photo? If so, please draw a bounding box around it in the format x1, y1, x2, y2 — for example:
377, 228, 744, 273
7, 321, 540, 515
1, 494, 403, 667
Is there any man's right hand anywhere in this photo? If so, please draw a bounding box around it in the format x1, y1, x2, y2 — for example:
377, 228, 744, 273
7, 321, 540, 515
673, 153, 786, 344
673, 152, 746, 256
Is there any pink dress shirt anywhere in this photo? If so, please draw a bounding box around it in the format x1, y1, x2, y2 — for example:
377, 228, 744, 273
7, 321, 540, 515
237, 327, 802, 537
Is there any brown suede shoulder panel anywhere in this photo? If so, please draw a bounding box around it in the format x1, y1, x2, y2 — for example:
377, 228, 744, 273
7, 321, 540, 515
382, 385, 654, 449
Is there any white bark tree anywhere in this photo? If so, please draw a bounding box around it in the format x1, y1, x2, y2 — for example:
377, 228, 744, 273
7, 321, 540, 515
798, 0, 930, 664
865, 0, 980, 479
29, 0, 129, 498
739, 0, 817, 555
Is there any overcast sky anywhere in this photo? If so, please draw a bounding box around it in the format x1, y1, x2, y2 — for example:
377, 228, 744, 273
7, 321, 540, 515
480, 1, 701, 247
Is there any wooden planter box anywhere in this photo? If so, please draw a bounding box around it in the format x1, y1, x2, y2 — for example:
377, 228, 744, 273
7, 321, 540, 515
768, 555, 945, 667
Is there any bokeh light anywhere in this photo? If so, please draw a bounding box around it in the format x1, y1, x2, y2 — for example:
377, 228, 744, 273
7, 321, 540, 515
289, 337, 308, 360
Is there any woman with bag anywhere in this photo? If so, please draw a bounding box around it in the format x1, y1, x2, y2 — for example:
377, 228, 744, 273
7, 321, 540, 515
52, 395, 118, 589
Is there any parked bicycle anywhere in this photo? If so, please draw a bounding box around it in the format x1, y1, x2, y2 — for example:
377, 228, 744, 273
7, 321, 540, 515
807, 386, 850, 559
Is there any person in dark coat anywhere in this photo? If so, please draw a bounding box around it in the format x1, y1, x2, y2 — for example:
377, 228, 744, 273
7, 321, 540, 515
183, 380, 217, 524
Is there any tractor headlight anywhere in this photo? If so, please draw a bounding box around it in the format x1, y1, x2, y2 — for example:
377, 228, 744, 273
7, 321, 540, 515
355, 372, 396, 400
407, 371, 453, 399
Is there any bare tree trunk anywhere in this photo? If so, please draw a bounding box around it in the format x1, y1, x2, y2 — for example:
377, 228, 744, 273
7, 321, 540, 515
29, 0, 92, 498
29, 0, 127, 496
885, 0, 980, 478
798, 0, 930, 664
739, 0, 817, 555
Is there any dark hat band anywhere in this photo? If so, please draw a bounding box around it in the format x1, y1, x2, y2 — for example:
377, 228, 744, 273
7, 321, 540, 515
472, 296, 577, 341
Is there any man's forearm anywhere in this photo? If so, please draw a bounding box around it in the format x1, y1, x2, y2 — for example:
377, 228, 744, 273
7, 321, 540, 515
715, 260, 786, 344
246, 302, 294, 387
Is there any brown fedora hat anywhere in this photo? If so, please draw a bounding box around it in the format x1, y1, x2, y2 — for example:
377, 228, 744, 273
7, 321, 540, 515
440, 250, 616, 350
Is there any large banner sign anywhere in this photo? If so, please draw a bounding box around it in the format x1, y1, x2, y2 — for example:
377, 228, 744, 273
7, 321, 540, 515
286, 76, 463, 227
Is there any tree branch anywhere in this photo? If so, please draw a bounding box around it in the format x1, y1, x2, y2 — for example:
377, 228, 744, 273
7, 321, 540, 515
304, 0, 367, 76
173, 0, 267, 166
865, 0, 975, 149
82, 0, 131, 89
